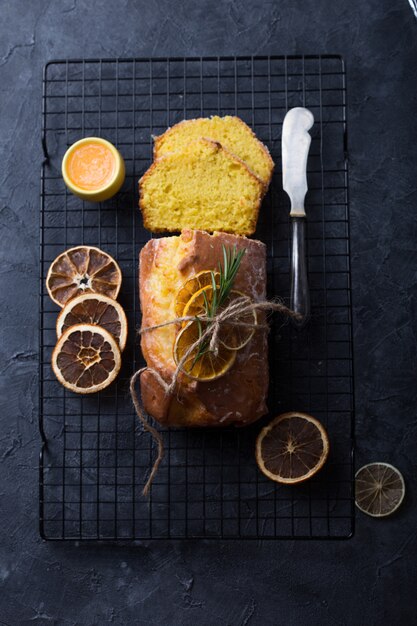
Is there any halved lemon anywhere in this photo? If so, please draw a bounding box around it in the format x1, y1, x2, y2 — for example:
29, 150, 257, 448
174, 270, 220, 317
56, 293, 128, 351
182, 285, 257, 351
51, 323, 121, 394
46, 245, 122, 307
256, 412, 330, 484
355, 463, 405, 517
173, 320, 236, 381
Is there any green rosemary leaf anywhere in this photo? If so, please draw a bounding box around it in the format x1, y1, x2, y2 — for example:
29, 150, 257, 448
190, 318, 208, 370
190, 339, 210, 370
202, 289, 210, 317
210, 270, 218, 317
217, 245, 246, 307
223, 245, 228, 280
196, 316, 203, 337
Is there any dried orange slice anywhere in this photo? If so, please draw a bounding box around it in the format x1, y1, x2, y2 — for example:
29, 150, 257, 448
52, 323, 121, 394
56, 293, 128, 351
216, 291, 257, 351
256, 412, 330, 484
46, 245, 122, 307
174, 270, 220, 317
183, 285, 257, 351
355, 463, 405, 517
173, 320, 236, 381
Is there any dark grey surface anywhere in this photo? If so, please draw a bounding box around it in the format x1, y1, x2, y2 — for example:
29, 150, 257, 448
1, 0, 416, 624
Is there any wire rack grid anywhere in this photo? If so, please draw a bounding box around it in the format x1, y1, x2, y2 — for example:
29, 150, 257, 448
39, 55, 355, 540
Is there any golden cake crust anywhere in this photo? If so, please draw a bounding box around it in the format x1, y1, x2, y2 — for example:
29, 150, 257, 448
139, 229, 269, 427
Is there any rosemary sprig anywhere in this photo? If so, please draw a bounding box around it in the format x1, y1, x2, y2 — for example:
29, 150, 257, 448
189, 244, 246, 370
215, 245, 246, 313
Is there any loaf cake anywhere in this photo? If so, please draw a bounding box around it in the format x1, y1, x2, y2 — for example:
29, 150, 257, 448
139, 229, 269, 427
139, 138, 264, 236
154, 115, 274, 188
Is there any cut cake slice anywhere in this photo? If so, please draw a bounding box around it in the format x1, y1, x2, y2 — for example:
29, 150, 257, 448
139, 138, 264, 235
154, 115, 274, 188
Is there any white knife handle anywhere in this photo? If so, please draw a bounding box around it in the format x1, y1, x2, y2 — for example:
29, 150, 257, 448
282, 107, 314, 217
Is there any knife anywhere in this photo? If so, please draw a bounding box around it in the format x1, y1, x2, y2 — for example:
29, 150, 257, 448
282, 107, 314, 328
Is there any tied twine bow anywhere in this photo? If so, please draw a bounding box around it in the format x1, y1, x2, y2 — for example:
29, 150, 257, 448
130, 295, 300, 496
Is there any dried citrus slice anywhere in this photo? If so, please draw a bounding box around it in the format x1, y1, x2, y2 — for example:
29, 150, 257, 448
52, 323, 121, 394
217, 291, 257, 351
56, 293, 128, 351
46, 245, 122, 307
174, 270, 220, 317
355, 463, 405, 517
173, 320, 236, 381
256, 412, 330, 484
182, 285, 257, 351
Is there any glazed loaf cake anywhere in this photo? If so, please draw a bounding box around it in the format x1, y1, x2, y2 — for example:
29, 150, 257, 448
139, 229, 269, 427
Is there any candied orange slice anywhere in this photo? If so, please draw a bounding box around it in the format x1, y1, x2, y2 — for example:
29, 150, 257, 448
256, 412, 330, 484
51, 323, 121, 394
174, 270, 220, 317
56, 293, 128, 351
173, 320, 236, 381
46, 245, 122, 307
182, 285, 256, 351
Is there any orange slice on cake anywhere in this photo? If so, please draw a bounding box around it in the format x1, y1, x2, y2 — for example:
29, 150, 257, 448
174, 270, 220, 317
173, 320, 236, 382
182, 285, 257, 351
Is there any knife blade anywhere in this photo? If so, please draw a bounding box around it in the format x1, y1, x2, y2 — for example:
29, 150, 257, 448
282, 107, 314, 327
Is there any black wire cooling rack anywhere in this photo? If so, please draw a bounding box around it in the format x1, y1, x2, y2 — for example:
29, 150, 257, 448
39, 55, 355, 540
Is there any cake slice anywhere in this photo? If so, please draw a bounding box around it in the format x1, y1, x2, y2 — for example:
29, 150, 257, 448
139, 138, 264, 235
154, 115, 274, 188
139, 229, 268, 427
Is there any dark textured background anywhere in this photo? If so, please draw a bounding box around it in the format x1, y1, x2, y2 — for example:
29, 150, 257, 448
1, 0, 417, 624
